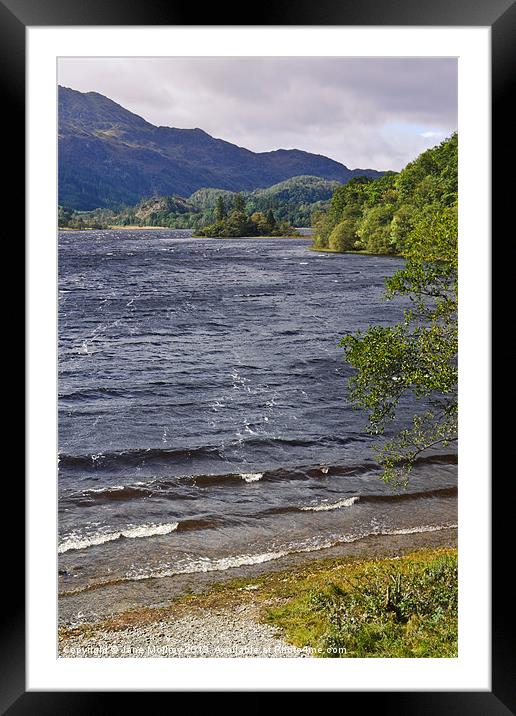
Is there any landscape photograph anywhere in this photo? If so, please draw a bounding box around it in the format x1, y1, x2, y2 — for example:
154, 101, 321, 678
57, 57, 458, 659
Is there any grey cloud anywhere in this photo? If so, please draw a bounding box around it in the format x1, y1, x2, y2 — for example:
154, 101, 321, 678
58, 57, 457, 171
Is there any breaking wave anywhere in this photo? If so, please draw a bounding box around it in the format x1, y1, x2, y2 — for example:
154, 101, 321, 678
301, 496, 360, 511
58, 522, 179, 554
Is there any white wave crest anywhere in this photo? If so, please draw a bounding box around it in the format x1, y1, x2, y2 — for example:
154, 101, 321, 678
301, 496, 360, 512
129, 542, 331, 581
58, 522, 179, 554
84, 485, 126, 494
240, 472, 263, 483
380, 523, 458, 536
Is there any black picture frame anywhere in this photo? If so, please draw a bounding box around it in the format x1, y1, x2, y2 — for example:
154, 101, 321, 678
9, 0, 512, 709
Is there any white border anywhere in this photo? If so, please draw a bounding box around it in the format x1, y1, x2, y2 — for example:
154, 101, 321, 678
27, 27, 490, 691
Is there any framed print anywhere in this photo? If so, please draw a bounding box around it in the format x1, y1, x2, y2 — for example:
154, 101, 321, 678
9, 0, 512, 708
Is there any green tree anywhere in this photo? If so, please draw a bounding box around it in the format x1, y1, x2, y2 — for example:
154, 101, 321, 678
310, 176, 373, 250
340, 204, 458, 485
357, 204, 395, 254
389, 205, 417, 254
328, 219, 357, 252
250, 211, 268, 233
58, 206, 72, 227
215, 195, 227, 222
234, 193, 246, 213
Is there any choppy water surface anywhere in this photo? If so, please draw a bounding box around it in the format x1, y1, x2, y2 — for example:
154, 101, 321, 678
58, 230, 457, 620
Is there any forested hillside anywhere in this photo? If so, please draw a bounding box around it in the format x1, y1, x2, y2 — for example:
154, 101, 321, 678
311, 134, 457, 255
190, 176, 340, 226
58, 176, 342, 229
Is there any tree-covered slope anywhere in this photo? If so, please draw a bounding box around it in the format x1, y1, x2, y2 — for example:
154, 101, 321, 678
58, 86, 384, 210
59, 175, 344, 229
189, 175, 340, 225
312, 133, 457, 255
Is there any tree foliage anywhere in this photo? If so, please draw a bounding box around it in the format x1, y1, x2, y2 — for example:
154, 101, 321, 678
195, 205, 298, 238
189, 176, 340, 227
312, 134, 457, 256
328, 219, 356, 252
339, 137, 458, 484
215, 195, 227, 222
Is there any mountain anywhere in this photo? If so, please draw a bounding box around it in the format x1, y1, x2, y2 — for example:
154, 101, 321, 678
58, 86, 385, 210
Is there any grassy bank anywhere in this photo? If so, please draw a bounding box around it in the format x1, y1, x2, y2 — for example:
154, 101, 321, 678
60, 546, 457, 658
262, 547, 457, 657
186, 546, 458, 658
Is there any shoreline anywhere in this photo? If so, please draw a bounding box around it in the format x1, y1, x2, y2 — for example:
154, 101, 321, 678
309, 246, 403, 258
59, 225, 179, 231
59, 226, 313, 237
192, 234, 307, 240
59, 527, 457, 658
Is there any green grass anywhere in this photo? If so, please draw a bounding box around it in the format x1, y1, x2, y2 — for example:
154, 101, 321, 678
263, 549, 458, 658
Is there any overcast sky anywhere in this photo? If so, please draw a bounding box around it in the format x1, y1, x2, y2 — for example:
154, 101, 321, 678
58, 57, 457, 171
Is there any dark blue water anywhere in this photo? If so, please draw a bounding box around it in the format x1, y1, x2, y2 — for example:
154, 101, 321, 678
58, 230, 457, 606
